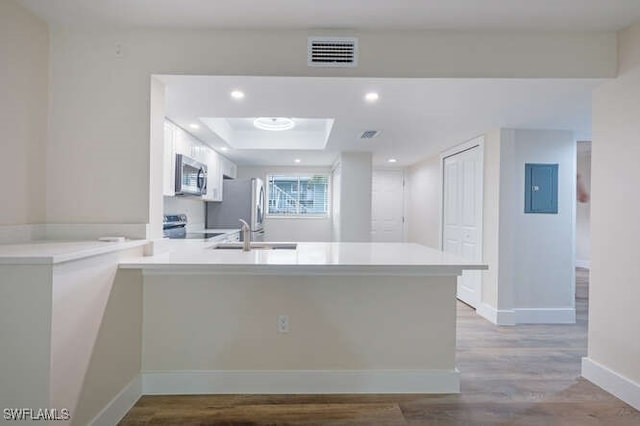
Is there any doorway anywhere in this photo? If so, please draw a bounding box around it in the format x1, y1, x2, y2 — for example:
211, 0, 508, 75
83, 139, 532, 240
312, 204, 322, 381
371, 169, 405, 242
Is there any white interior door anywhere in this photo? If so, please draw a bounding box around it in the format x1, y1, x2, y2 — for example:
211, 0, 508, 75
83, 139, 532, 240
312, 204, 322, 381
443, 146, 482, 308
371, 169, 404, 242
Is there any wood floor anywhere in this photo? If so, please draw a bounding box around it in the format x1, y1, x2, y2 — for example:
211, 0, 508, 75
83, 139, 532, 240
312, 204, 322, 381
120, 268, 640, 425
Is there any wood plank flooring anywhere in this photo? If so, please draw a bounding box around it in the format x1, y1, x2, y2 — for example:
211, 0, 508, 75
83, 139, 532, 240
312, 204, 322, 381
120, 268, 640, 425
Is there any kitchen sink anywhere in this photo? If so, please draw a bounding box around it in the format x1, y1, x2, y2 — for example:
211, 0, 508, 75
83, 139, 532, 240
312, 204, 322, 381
212, 242, 298, 250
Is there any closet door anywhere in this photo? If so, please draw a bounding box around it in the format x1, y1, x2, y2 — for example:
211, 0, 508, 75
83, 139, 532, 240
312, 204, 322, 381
443, 145, 482, 308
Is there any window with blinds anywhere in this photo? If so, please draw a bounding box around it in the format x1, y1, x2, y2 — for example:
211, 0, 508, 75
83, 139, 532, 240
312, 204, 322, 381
267, 174, 329, 217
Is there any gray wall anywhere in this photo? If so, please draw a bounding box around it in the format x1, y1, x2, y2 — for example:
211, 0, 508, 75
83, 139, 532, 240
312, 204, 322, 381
0, 0, 48, 233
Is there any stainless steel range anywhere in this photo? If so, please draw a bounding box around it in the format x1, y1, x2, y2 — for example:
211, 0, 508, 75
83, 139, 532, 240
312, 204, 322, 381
162, 214, 226, 240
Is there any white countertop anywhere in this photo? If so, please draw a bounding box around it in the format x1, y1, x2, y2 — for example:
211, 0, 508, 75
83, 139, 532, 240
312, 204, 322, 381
0, 240, 149, 265
119, 242, 488, 276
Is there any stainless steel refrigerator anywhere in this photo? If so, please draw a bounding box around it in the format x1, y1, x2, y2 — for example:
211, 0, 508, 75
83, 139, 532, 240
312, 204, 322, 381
206, 178, 265, 241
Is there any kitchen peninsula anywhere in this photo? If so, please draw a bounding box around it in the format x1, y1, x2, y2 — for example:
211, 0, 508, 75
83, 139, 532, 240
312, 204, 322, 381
120, 242, 487, 395
0, 240, 486, 425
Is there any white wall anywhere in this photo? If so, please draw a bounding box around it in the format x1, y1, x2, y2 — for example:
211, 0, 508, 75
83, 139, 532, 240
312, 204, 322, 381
238, 166, 333, 242
495, 130, 518, 316
583, 21, 640, 410
0, 0, 48, 236
336, 152, 372, 242
405, 154, 441, 248
331, 162, 342, 242
43, 28, 616, 236
148, 77, 166, 239
576, 142, 592, 267
500, 130, 576, 318
406, 129, 576, 324
470, 129, 577, 324
481, 129, 502, 308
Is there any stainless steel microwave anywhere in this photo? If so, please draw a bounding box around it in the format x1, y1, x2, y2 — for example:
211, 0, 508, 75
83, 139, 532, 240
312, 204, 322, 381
175, 154, 207, 196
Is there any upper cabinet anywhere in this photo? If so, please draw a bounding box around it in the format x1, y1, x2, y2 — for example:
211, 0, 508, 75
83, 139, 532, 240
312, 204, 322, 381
173, 125, 206, 163
219, 155, 238, 179
163, 119, 236, 201
203, 149, 222, 202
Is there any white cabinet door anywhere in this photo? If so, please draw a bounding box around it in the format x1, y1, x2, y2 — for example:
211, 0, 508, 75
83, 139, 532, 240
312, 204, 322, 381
191, 144, 207, 165
164, 119, 228, 201
371, 169, 405, 242
442, 145, 482, 308
172, 125, 190, 156
202, 149, 222, 202
220, 155, 237, 179
163, 122, 176, 196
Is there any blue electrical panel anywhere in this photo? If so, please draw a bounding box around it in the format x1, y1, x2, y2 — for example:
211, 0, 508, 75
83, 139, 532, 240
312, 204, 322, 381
524, 163, 558, 214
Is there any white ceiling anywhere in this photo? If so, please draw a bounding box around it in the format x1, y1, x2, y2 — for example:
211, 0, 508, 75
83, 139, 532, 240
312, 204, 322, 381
17, 0, 640, 31
201, 117, 333, 150
159, 75, 602, 167
18, 1, 612, 168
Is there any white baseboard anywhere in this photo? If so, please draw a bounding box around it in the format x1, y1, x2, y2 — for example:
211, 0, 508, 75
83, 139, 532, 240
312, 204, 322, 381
476, 304, 575, 325
476, 303, 515, 325
90, 375, 142, 426
0, 224, 46, 243
582, 358, 640, 411
575, 259, 591, 269
513, 307, 576, 324
142, 369, 460, 394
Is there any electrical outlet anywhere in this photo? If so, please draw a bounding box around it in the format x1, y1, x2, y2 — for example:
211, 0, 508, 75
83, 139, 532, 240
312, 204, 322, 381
278, 315, 289, 333
114, 43, 124, 58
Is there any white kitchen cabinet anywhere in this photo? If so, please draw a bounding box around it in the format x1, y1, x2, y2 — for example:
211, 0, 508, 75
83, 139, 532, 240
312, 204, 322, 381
203, 152, 237, 201
163, 119, 236, 201
220, 155, 237, 179
191, 144, 208, 165
164, 120, 201, 196
203, 149, 222, 201
163, 121, 176, 196
171, 121, 209, 164
172, 124, 191, 157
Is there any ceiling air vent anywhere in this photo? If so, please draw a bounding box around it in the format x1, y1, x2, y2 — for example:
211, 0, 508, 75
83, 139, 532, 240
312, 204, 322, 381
360, 130, 381, 140
307, 36, 358, 68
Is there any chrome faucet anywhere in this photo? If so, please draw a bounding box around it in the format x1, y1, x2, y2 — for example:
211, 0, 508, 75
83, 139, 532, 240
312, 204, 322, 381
239, 219, 251, 251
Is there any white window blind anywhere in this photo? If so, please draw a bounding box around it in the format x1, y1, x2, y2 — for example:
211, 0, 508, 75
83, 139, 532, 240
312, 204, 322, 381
267, 175, 329, 217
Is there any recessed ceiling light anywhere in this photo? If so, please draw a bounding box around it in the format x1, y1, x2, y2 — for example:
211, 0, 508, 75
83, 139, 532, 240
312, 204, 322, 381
294, 158, 301, 163
220, 147, 229, 152
189, 123, 200, 129
253, 117, 296, 131
230, 90, 245, 100
365, 92, 379, 103
387, 158, 397, 163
